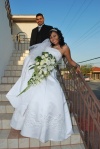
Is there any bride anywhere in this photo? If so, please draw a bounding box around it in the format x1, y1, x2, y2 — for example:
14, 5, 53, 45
6, 28, 80, 143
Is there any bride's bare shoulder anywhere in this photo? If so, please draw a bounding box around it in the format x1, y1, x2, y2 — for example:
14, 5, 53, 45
62, 44, 70, 52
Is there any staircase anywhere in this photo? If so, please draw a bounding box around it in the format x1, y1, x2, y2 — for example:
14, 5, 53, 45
0, 49, 85, 149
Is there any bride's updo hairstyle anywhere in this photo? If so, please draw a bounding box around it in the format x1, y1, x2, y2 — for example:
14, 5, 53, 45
49, 28, 66, 47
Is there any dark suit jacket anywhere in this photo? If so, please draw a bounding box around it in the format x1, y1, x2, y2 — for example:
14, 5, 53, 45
30, 24, 53, 46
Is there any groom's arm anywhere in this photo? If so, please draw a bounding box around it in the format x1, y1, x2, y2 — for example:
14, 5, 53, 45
30, 28, 37, 47
30, 30, 34, 47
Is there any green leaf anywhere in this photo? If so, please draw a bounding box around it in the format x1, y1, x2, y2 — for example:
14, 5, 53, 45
29, 66, 34, 70
17, 85, 31, 96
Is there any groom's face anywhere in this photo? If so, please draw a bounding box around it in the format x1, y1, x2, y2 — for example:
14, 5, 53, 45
36, 16, 44, 26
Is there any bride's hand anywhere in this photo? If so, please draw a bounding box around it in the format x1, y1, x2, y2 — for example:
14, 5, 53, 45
75, 66, 81, 73
74, 64, 81, 73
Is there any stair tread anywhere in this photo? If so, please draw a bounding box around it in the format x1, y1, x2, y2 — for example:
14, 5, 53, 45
5, 70, 21, 71
0, 145, 85, 149
2, 76, 19, 78
7, 64, 23, 66
0, 113, 77, 130
0, 113, 12, 118
0, 83, 15, 85
0, 113, 76, 119
0, 91, 8, 94
0, 125, 80, 140
7, 65, 23, 66
2, 76, 20, 78
0, 101, 11, 106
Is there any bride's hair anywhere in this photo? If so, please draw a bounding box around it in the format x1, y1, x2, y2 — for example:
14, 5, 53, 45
49, 28, 66, 47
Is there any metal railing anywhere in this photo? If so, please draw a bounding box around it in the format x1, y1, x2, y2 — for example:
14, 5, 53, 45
57, 60, 100, 149
5, 0, 12, 32
13, 36, 30, 50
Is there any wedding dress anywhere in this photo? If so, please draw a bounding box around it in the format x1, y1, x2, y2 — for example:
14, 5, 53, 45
6, 39, 73, 143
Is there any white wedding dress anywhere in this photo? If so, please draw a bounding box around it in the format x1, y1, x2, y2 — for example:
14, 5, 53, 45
6, 39, 73, 143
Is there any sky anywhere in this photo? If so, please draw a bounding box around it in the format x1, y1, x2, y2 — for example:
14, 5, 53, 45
9, 0, 100, 67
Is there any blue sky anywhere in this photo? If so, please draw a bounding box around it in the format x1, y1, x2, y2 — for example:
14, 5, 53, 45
9, 0, 100, 67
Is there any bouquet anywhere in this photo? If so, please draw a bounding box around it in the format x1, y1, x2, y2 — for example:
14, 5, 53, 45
18, 52, 57, 96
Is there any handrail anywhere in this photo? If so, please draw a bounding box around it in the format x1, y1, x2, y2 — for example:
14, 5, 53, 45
5, 0, 12, 31
14, 38, 30, 50
57, 60, 100, 149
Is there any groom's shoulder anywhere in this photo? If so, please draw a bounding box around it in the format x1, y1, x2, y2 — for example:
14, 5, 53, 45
44, 24, 53, 29
32, 26, 38, 31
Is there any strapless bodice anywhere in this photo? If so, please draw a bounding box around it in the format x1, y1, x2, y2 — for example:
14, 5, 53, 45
44, 47, 62, 62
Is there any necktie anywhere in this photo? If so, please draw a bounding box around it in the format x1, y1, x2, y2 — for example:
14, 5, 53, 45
38, 26, 41, 32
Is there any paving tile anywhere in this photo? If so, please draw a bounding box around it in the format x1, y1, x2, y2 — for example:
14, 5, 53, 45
29, 148, 40, 149
61, 137, 70, 145
0, 139, 8, 148
0, 130, 10, 139
40, 141, 50, 147
80, 144, 85, 149
61, 145, 72, 149
0, 130, 10, 148
40, 147, 51, 149
19, 138, 29, 148
71, 134, 80, 144
51, 146, 61, 149
30, 138, 39, 147
71, 144, 83, 149
51, 141, 61, 146
8, 139, 18, 148
8, 129, 19, 139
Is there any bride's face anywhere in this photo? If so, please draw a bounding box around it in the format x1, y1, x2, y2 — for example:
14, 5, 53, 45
50, 32, 60, 45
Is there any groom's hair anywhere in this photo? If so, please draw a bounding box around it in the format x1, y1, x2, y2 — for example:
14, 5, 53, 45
36, 13, 44, 18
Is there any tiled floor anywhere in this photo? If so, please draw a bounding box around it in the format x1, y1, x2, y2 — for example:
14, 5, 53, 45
3, 144, 85, 149
0, 117, 85, 148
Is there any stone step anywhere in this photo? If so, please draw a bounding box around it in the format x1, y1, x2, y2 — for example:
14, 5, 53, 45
0, 101, 14, 113
0, 90, 69, 102
1, 76, 19, 84
0, 91, 8, 101
0, 113, 11, 129
4, 70, 21, 77
9, 58, 24, 63
10, 56, 25, 61
0, 144, 85, 149
0, 126, 84, 149
14, 43, 30, 51
0, 90, 67, 101
12, 53, 28, 57
12, 50, 29, 54
0, 113, 76, 129
9, 60, 24, 65
6, 65, 23, 71
0, 84, 13, 91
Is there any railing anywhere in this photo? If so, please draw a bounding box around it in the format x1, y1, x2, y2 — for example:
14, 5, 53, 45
57, 59, 100, 149
13, 36, 30, 50
5, 0, 12, 33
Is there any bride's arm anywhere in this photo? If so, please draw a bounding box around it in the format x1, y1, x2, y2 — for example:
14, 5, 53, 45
63, 45, 80, 72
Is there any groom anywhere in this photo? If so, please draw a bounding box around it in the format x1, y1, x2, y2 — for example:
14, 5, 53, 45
30, 13, 53, 47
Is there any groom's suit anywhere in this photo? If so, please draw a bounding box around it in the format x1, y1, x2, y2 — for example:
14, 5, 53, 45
30, 24, 53, 46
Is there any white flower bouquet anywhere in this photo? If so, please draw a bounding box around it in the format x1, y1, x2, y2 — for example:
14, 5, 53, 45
18, 52, 57, 96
